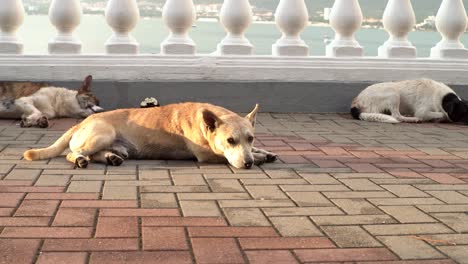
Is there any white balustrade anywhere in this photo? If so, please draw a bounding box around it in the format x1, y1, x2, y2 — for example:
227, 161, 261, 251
431, 0, 468, 59
48, 0, 82, 54
217, 0, 253, 55
0, 0, 25, 54
272, 0, 309, 56
161, 0, 196, 55
105, 0, 140, 54
378, 0, 416, 58
326, 0, 363, 57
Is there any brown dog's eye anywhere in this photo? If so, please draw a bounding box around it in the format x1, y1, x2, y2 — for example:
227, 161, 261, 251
247, 136, 254, 143
227, 138, 235, 145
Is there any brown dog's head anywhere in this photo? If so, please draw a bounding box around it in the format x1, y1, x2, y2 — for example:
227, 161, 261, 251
202, 104, 259, 169
75, 75, 104, 116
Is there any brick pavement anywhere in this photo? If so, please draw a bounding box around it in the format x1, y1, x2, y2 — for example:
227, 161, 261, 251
0, 114, 468, 263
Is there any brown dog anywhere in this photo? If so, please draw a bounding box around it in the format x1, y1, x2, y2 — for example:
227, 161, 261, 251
24, 103, 277, 169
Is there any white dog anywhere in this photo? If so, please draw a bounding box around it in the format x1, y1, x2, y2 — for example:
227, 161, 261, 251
0, 75, 103, 128
351, 79, 468, 124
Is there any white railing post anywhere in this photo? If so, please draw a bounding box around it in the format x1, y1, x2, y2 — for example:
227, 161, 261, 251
272, 0, 309, 56
0, 0, 25, 54
161, 0, 196, 55
217, 0, 253, 55
105, 0, 140, 54
326, 0, 363, 57
431, 0, 468, 59
378, 0, 416, 58
48, 0, 82, 54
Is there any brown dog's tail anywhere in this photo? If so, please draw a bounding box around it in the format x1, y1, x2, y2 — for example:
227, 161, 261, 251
23, 125, 79, 161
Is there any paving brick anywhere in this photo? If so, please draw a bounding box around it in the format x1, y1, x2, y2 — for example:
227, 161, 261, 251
139, 170, 170, 180
0, 180, 33, 186
36, 252, 87, 264
262, 207, 344, 216
432, 213, 468, 233
0, 217, 50, 226
332, 198, 382, 214
245, 250, 298, 264
172, 173, 206, 185
0, 208, 13, 216
364, 224, 454, 235
245, 185, 288, 199
287, 191, 332, 206
219, 200, 295, 208
89, 252, 192, 264
0, 186, 63, 193
380, 206, 436, 223
368, 198, 443, 206
322, 226, 382, 247
0, 227, 93, 238
333, 173, 394, 179
42, 238, 139, 251
437, 246, 468, 264
208, 179, 245, 192
14, 200, 59, 216
188, 227, 278, 237
312, 215, 396, 225
177, 192, 250, 200
25, 193, 99, 200
378, 236, 445, 260
427, 191, 468, 204
35, 175, 70, 186
67, 181, 102, 193
300, 173, 340, 184
223, 208, 270, 226
0, 193, 25, 207
382, 185, 430, 197
324, 191, 395, 199
61, 200, 138, 208
415, 184, 468, 191
140, 185, 210, 193
141, 193, 178, 208
143, 227, 188, 250
418, 204, 468, 213
422, 173, 466, 184
180, 200, 221, 216
294, 248, 397, 262
347, 163, 384, 173
240, 237, 334, 250
280, 184, 349, 191
270, 216, 322, 236
52, 208, 96, 226
142, 217, 226, 226
0, 239, 41, 264
424, 234, 468, 246
100, 208, 180, 217
96, 217, 138, 238
102, 185, 137, 200
4, 169, 41, 181
265, 170, 300, 179
191, 238, 244, 264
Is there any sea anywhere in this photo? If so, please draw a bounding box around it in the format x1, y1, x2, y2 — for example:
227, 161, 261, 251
17, 15, 468, 57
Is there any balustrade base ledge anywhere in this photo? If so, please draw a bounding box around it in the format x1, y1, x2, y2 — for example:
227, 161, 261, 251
378, 46, 417, 59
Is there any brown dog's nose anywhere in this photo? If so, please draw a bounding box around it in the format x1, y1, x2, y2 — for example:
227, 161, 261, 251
244, 161, 253, 169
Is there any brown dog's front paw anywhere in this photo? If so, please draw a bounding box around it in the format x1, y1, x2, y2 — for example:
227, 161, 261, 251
75, 156, 89, 169
37, 116, 49, 128
266, 153, 278, 163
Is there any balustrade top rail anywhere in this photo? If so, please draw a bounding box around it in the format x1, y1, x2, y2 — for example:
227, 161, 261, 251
0, 0, 467, 60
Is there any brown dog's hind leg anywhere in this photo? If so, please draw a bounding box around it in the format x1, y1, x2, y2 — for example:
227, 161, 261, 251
67, 152, 89, 168
90, 150, 124, 166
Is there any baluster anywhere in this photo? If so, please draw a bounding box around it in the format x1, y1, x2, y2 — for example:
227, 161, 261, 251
431, 0, 468, 59
48, 0, 82, 54
0, 0, 25, 54
217, 0, 253, 55
161, 0, 196, 55
272, 0, 309, 56
326, 0, 363, 57
378, 0, 416, 58
105, 0, 140, 54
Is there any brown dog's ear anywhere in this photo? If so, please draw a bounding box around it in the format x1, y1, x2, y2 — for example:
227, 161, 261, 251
245, 104, 259, 127
202, 109, 222, 131
78, 75, 93, 94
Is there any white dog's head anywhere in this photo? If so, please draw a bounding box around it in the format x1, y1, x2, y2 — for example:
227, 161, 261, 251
201, 104, 259, 169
